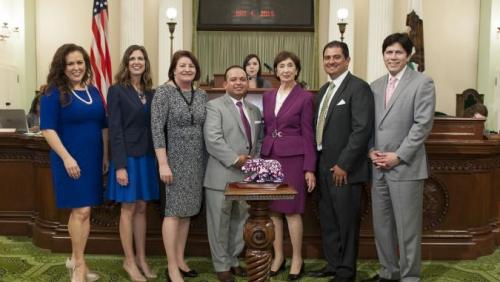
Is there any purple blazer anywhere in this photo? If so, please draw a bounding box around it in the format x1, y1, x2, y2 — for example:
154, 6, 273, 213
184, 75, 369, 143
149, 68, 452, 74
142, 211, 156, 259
261, 84, 316, 172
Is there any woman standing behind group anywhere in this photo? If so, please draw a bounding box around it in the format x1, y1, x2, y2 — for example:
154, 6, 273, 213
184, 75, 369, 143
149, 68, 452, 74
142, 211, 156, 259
26, 94, 41, 132
243, 54, 272, 88
107, 45, 160, 281
40, 44, 107, 282
261, 51, 316, 281
151, 50, 207, 282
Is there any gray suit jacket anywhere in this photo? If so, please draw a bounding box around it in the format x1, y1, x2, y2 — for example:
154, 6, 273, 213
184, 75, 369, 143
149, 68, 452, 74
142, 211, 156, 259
370, 68, 435, 181
203, 94, 263, 190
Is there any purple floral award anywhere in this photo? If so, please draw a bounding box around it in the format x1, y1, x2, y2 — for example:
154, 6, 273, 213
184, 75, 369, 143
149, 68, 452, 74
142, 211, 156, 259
241, 158, 285, 183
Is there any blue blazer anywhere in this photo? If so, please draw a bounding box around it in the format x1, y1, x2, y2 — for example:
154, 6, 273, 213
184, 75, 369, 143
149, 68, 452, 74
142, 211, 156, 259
107, 84, 154, 169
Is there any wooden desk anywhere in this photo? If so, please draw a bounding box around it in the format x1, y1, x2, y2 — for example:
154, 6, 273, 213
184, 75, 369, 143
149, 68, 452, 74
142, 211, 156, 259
428, 117, 485, 140
1, 117, 499, 259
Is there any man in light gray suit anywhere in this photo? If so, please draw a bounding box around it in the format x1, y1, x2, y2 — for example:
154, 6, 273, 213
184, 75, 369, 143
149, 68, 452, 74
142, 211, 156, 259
362, 33, 435, 282
204, 65, 262, 282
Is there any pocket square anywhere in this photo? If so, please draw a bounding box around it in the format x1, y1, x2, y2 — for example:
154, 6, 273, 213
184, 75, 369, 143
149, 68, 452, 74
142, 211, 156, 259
337, 99, 346, 106
254, 120, 263, 124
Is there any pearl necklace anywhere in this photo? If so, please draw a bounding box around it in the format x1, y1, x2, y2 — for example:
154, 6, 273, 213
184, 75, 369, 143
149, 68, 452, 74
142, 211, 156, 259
71, 86, 93, 105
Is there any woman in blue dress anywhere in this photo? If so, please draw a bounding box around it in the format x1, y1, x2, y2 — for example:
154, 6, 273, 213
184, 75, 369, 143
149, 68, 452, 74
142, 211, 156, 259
107, 45, 159, 281
40, 44, 107, 282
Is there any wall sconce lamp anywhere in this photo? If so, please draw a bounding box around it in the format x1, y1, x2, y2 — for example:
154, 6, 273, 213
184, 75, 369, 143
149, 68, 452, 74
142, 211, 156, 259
337, 8, 348, 42
0, 22, 19, 41
166, 7, 178, 61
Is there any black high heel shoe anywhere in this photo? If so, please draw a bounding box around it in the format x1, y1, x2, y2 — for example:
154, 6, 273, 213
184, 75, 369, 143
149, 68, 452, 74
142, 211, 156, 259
287, 262, 305, 281
165, 271, 170, 282
179, 267, 199, 277
269, 259, 286, 277
164, 269, 171, 282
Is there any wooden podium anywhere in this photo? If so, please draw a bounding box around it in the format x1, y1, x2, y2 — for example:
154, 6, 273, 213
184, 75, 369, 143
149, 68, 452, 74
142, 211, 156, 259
225, 182, 296, 282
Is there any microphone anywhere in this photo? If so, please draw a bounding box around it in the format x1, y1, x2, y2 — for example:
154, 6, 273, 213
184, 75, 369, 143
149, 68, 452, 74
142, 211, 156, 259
263, 63, 273, 73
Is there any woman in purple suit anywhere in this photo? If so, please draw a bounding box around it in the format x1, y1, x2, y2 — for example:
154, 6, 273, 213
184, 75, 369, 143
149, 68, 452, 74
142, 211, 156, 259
261, 51, 316, 281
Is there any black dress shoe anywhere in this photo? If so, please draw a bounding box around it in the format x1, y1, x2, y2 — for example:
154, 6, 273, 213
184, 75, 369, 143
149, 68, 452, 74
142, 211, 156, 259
287, 262, 305, 281
179, 268, 199, 277
216, 271, 235, 282
330, 276, 355, 282
230, 266, 247, 277
361, 274, 400, 282
307, 266, 336, 277
269, 259, 286, 277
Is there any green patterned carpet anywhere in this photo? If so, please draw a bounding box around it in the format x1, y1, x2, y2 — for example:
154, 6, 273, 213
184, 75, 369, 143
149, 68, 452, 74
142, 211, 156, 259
0, 236, 499, 281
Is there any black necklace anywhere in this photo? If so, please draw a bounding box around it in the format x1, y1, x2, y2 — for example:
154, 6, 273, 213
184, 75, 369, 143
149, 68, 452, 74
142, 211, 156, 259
173, 81, 195, 125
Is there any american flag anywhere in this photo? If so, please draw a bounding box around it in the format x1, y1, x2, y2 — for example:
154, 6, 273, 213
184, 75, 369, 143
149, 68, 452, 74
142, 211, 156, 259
90, 0, 112, 105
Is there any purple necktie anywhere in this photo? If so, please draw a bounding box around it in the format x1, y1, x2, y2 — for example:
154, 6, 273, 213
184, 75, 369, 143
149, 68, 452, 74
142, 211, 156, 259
236, 101, 252, 150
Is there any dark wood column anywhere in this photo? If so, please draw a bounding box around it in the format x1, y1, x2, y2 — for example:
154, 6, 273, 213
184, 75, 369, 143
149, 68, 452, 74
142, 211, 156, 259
225, 182, 297, 281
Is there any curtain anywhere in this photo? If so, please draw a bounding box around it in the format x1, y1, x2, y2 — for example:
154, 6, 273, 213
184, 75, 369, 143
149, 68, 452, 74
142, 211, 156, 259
193, 0, 319, 89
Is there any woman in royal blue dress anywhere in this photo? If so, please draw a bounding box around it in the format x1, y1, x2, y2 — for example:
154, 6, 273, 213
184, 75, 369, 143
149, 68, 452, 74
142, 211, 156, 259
107, 45, 160, 282
40, 44, 107, 282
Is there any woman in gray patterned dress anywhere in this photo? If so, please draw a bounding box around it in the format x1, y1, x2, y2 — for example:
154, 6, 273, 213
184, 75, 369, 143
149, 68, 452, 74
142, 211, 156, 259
151, 50, 207, 282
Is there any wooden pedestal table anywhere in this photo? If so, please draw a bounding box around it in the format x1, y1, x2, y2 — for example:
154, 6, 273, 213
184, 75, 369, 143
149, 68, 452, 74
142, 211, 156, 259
225, 182, 297, 282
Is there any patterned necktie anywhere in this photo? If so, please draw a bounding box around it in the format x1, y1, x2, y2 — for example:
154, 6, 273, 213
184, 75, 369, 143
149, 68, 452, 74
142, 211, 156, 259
316, 82, 336, 147
236, 101, 252, 151
385, 76, 398, 108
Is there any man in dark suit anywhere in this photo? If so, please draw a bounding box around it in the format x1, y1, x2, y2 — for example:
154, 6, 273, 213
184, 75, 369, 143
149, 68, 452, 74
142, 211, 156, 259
308, 41, 374, 282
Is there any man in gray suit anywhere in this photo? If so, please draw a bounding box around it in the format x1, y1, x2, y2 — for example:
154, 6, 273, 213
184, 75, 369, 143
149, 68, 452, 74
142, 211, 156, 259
362, 33, 435, 282
204, 65, 262, 282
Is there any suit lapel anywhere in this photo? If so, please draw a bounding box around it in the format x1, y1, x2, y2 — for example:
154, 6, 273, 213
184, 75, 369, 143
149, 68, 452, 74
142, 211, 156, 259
246, 103, 260, 147
268, 89, 278, 118
375, 76, 388, 121
324, 73, 351, 126
146, 90, 153, 106
276, 84, 300, 118
379, 69, 413, 125
223, 94, 247, 138
127, 86, 144, 107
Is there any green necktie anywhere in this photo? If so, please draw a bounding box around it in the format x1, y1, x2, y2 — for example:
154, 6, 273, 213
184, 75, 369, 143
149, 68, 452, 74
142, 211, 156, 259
316, 82, 336, 147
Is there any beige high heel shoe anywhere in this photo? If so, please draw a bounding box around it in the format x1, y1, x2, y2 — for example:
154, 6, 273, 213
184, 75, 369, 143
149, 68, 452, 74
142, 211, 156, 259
136, 259, 158, 279
123, 262, 147, 282
67, 258, 75, 281
66, 258, 100, 282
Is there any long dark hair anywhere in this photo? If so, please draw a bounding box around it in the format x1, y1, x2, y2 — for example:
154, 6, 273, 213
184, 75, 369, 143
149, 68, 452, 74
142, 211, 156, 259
242, 53, 263, 78
243, 54, 267, 88
45, 44, 92, 106
114, 45, 153, 92
28, 94, 41, 115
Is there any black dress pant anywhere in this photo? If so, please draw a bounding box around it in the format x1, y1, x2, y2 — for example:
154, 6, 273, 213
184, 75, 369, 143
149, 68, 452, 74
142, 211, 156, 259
317, 164, 362, 279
